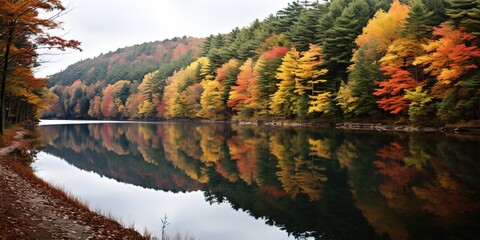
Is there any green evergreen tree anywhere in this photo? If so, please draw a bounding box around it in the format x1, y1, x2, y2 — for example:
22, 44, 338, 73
423, 0, 447, 26
322, 0, 374, 90
273, 1, 305, 34
316, 0, 348, 44
348, 44, 383, 117
456, 72, 480, 120
201, 35, 214, 57
446, 0, 480, 38
287, 5, 328, 51
402, 0, 435, 40
374, 0, 393, 11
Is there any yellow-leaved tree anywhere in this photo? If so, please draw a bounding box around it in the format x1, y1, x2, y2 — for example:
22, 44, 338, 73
296, 44, 328, 117
270, 48, 299, 118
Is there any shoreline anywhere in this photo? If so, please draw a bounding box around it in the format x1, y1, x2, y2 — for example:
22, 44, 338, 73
40, 118, 480, 134
0, 127, 145, 239
212, 120, 480, 134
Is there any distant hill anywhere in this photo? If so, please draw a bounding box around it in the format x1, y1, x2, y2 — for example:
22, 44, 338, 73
45, 37, 203, 119
49, 36, 203, 87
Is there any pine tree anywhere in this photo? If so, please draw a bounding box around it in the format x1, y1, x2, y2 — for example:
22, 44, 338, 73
316, 0, 347, 44
201, 35, 214, 57
324, 0, 373, 66
348, 45, 383, 117
322, 0, 375, 89
446, 0, 480, 38
423, 0, 447, 26
402, 0, 435, 41
287, 5, 328, 52
273, 1, 305, 34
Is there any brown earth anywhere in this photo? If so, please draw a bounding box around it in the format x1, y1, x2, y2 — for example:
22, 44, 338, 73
0, 127, 146, 239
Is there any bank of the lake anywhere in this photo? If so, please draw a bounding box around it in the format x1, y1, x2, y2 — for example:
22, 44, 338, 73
0, 127, 145, 239
209, 119, 480, 134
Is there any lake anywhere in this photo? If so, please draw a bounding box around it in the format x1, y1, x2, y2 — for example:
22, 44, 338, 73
32, 120, 480, 240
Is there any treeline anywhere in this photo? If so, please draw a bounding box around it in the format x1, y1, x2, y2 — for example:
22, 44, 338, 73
49, 0, 480, 125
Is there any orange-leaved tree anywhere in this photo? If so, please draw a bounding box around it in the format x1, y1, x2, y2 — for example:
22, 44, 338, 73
414, 23, 480, 99
0, 0, 81, 134
374, 38, 423, 115
227, 58, 258, 118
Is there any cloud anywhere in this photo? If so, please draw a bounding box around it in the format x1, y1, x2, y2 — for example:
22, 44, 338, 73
35, 0, 292, 77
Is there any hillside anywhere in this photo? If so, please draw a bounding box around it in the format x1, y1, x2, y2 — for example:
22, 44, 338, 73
44, 37, 203, 119
46, 0, 480, 125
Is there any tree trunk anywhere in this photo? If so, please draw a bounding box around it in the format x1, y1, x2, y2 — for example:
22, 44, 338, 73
15, 101, 21, 124
0, 22, 15, 135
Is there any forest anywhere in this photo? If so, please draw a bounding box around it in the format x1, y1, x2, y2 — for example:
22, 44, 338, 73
4, 0, 480, 128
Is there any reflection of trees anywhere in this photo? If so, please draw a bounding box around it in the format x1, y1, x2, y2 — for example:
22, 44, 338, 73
203, 163, 376, 240
41, 124, 199, 192
413, 172, 480, 226
411, 134, 480, 232
374, 142, 418, 212
41, 123, 480, 240
227, 134, 253, 184
162, 123, 207, 183
270, 130, 328, 201
97, 124, 130, 155
336, 133, 410, 240
336, 131, 480, 240
198, 124, 234, 182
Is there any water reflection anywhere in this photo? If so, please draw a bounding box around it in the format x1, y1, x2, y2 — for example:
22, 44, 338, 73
36, 121, 480, 239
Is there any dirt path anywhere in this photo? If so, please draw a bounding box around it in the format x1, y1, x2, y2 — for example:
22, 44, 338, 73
0, 128, 145, 239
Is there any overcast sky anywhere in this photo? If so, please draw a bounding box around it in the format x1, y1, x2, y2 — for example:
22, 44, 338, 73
35, 0, 294, 78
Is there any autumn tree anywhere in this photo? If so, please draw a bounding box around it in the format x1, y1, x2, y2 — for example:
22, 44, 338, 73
271, 48, 299, 118
373, 0, 437, 117
198, 78, 224, 120
404, 86, 433, 123
163, 59, 203, 119
215, 59, 241, 118
100, 80, 131, 119
340, 0, 410, 118
253, 47, 288, 118
413, 24, 480, 122
227, 59, 258, 118
0, 0, 80, 133
60, 79, 88, 118
296, 44, 328, 118
374, 63, 421, 115
414, 24, 480, 98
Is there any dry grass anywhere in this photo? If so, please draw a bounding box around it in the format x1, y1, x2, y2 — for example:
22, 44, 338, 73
0, 126, 20, 147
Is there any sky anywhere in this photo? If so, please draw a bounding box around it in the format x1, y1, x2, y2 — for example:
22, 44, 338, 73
35, 0, 294, 78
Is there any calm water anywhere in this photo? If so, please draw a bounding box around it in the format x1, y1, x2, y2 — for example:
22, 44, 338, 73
32, 120, 480, 240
